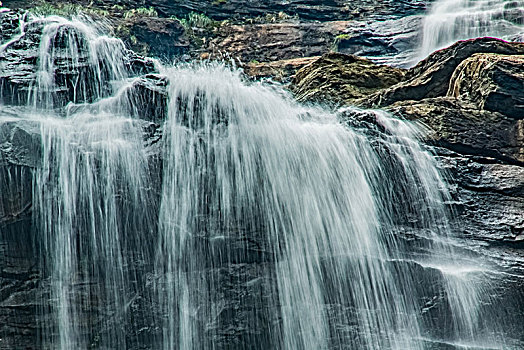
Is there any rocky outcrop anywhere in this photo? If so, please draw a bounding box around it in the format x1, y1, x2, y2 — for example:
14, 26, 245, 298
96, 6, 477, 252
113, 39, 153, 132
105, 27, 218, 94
334, 15, 423, 67
291, 38, 524, 249
207, 21, 343, 63
0, 10, 157, 108
4, 0, 431, 65
448, 53, 524, 120
292, 52, 406, 105
389, 97, 524, 164
365, 38, 524, 107
201, 15, 424, 67
0, 9, 22, 43
438, 151, 524, 243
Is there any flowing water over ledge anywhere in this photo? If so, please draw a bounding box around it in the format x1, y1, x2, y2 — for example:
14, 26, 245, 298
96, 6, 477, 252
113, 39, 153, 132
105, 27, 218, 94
420, 0, 524, 59
362, 0, 524, 67
0, 13, 523, 350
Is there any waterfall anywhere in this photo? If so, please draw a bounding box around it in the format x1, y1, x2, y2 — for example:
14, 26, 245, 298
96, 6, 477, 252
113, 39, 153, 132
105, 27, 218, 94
34, 111, 155, 349
420, 0, 524, 58
0, 13, 518, 350
28, 15, 129, 109
5, 14, 158, 349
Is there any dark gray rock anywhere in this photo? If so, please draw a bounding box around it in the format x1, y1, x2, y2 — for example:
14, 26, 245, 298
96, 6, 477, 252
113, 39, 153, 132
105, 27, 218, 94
335, 15, 423, 67
0, 9, 23, 44
92, 0, 429, 22
116, 17, 190, 59
388, 97, 524, 164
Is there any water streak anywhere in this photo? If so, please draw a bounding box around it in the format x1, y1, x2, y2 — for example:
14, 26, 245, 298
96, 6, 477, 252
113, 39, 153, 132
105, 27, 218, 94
420, 0, 524, 58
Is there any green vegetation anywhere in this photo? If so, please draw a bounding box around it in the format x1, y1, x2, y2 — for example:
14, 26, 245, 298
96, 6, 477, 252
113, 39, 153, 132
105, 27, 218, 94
30, 4, 109, 17
123, 7, 158, 19
333, 33, 352, 51
178, 12, 218, 31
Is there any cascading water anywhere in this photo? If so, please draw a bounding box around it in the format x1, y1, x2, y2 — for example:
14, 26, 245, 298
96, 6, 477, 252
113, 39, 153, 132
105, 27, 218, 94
1, 14, 158, 349
420, 0, 524, 58
0, 12, 520, 350
34, 111, 155, 349
28, 15, 129, 109
154, 64, 511, 349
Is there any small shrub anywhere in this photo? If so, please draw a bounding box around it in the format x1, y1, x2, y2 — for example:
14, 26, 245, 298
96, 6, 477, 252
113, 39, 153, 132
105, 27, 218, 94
123, 7, 158, 19
180, 12, 217, 30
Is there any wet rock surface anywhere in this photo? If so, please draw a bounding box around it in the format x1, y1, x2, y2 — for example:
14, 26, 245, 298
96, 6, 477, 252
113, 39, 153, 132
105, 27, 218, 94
366, 38, 524, 107
292, 39, 524, 344
389, 97, 524, 163
0, 10, 157, 108
292, 52, 406, 105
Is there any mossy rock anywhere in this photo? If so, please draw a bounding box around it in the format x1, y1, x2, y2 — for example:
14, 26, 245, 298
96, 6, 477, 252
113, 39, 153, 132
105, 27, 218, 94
291, 52, 406, 106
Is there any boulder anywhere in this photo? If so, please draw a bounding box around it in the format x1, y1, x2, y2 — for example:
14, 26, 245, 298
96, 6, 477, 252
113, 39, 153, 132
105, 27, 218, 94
448, 53, 524, 120
365, 38, 524, 107
388, 97, 524, 164
292, 52, 406, 105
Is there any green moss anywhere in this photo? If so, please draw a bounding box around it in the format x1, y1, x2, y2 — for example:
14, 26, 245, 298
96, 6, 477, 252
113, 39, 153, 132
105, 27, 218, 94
244, 11, 297, 24
333, 33, 352, 51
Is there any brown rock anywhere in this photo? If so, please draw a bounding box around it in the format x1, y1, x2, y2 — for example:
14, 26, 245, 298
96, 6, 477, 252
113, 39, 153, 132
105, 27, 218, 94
292, 52, 406, 105
365, 38, 524, 108
244, 56, 319, 81
208, 22, 347, 63
448, 53, 524, 120
388, 97, 524, 164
